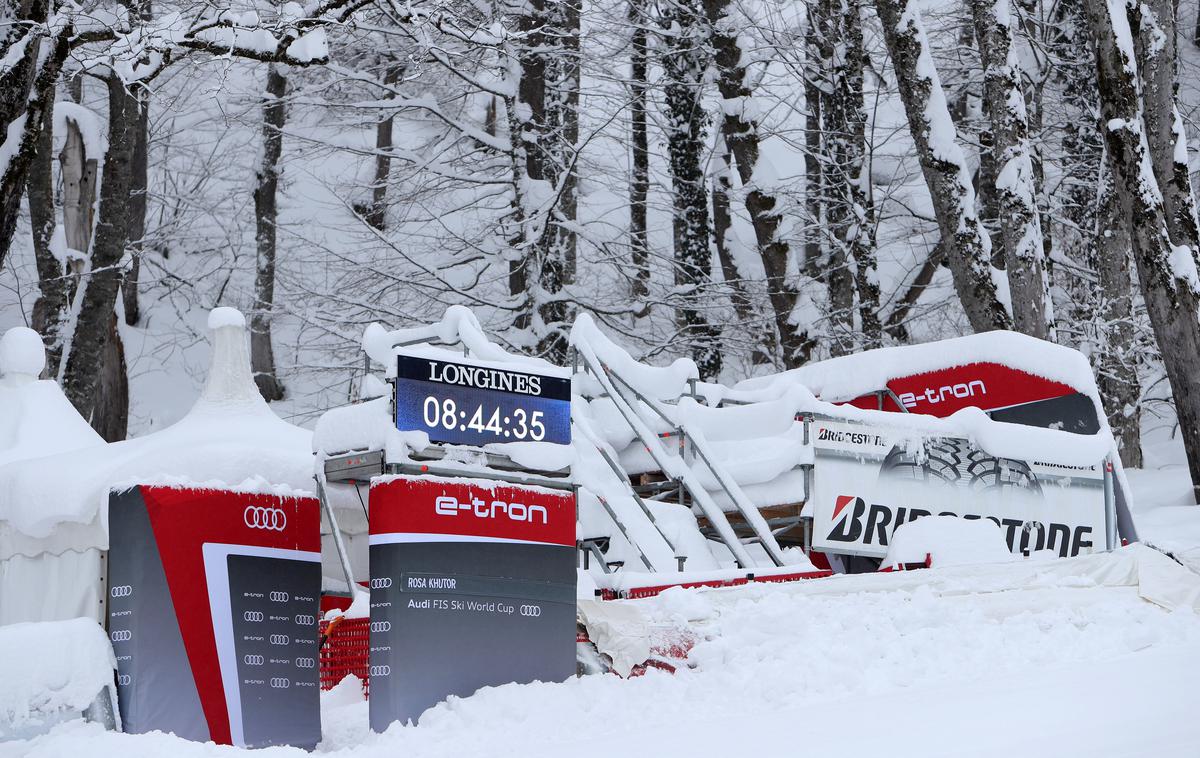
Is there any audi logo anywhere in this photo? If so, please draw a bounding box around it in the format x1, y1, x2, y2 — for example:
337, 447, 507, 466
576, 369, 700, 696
295, 614, 315, 626
270, 591, 290, 603
520, 605, 541, 617
117, 674, 131, 686
370, 578, 392, 589
370, 665, 390, 677
244, 506, 287, 531
110, 630, 132, 642
244, 611, 264, 622
110, 585, 133, 598
270, 678, 290, 689
244, 654, 265, 666
371, 621, 391, 633
270, 634, 290, 645
296, 657, 315, 669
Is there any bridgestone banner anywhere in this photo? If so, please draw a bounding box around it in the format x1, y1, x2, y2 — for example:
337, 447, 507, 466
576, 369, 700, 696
368, 475, 576, 731
107, 486, 322, 748
809, 418, 1109, 560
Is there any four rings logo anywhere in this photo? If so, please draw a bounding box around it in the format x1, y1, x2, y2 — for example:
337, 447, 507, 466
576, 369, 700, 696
244, 611, 264, 622
295, 614, 315, 626
117, 674, 132, 686
270, 591, 289, 602
244, 506, 287, 531
370, 577, 392, 589
111, 630, 132, 642
270, 678, 290, 689
296, 657, 315, 669
370, 665, 390, 677
110, 585, 133, 598
244, 654, 265, 666
270, 634, 290, 645
371, 621, 391, 633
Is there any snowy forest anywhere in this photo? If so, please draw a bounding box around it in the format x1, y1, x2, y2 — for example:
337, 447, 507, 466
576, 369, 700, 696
2, 0, 1200, 492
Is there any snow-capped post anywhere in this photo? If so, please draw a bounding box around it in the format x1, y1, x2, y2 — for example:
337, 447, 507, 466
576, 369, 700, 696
969, 0, 1053, 340
1084, 0, 1200, 502
0, 327, 48, 385
872, 0, 1013, 333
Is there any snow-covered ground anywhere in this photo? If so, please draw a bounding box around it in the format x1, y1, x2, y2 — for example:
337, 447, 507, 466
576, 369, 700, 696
5, 387, 1200, 757
8, 548, 1200, 757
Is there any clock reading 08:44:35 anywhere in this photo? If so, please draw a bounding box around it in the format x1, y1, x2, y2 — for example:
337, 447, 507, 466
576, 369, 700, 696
421, 397, 548, 441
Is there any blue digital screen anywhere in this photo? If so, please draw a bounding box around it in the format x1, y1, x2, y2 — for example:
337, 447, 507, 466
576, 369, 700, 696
394, 355, 571, 447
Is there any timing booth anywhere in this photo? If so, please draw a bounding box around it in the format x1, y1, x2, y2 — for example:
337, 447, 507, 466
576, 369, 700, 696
0, 311, 322, 748
314, 307, 577, 731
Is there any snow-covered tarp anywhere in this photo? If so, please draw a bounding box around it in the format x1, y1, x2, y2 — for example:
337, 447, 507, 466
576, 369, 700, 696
0, 618, 115, 740
0, 309, 314, 552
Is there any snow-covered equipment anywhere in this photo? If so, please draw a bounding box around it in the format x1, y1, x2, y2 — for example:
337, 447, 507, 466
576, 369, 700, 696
570, 322, 1127, 579
0, 310, 322, 748
0, 618, 119, 740
314, 306, 578, 729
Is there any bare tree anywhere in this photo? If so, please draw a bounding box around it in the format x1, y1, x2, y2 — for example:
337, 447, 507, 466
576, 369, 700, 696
705, 0, 810, 365
628, 0, 651, 301
660, 0, 721, 376
970, 0, 1053, 338
1085, 0, 1200, 501
873, 0, 1013, 332
251, 65, 288, 402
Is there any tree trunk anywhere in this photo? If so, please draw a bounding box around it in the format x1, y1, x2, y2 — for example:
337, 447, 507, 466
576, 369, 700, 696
844, 0, 882, 349
1085, 0, 1200, 501
27, 76, 65, 371
803, 17, 824, 282
251, 65, 287, 402
660, 0, 721, 376
629, 0, 651, 302
60, 73, 135, 433
1094, 167, 1142, 467
122, 89, 149, 326
705, 0, 808, 365
874, 0, 1013, 332
365, 62, 403, 230
970, 0, 1052, 338
0, 4, 70, 269
1137, 0, 1200, 266
711, 135, 754, 323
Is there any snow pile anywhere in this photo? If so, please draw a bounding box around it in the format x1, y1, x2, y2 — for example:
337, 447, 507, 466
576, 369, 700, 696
883, 516, 1018, 569
0, 618, 115, 738
10, 548, 1200, 756
0, 310, 314, 544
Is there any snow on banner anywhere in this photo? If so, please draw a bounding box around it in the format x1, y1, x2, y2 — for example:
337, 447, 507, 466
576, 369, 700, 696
106, 485, 321, 749
810, 417, 1109, 559
368, 475, 576, 731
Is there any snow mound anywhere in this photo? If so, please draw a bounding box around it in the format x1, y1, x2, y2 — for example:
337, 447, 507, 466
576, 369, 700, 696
0, 309, 314, 546
0, 327, 46, 379
207, 306, 246, 330
0, 618, 114, 737
883, 516, 1018, 569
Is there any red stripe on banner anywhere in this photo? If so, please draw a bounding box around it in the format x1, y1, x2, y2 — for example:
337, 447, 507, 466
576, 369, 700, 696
369, 476, 575, 547
140, 485, 321, 745
841, 361, 1076, 417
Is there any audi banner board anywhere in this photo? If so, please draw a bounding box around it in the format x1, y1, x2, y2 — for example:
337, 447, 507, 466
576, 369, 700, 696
368, 474, 576, 730
107, 485, 322, 748
393, 352, 572, 447
809, 417, 1110, 560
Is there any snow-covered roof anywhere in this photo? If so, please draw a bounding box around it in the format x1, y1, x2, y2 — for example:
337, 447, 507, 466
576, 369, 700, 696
0, 328, 105, 469
0, 309, 314, 555
731, 330, 1101, 403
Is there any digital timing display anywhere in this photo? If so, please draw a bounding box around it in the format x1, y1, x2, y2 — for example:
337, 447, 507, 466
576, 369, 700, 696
394, 354, 571, 447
